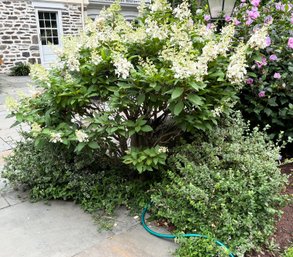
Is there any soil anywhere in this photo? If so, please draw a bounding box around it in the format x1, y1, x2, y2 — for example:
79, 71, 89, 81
248, 162, 293, 257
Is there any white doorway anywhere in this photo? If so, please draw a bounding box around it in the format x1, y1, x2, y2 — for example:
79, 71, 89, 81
37, 10, 62, 67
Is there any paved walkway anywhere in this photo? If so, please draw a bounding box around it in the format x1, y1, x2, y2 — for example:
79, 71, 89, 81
0, 75, 177, 257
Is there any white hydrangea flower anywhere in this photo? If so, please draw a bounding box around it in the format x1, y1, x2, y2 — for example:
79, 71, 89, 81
247, 25, 269, 50
158, 146, 168, 153
173, 1, 191, 21
75, 130, 89, 142
145, 18, 168, 40
31, 123, 42, 133
49, 132, 62, 143
91, 51, 102, 65
227, 43, 248, 84
150, 0, 171, 13
211, 106, 223, 117
112, 54, 134, 79
5, 96, 19, 112
30, 64, 50, 85
139, 58, 157, 76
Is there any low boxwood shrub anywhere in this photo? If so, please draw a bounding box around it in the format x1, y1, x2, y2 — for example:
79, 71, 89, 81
10, 62, 30, 76
2, 138, 149, 214
150, 114, 288, 257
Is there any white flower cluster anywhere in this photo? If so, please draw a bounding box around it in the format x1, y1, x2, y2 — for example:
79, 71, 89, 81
218, 24, 235, 55
173, 1, 191, 21
170, 24, 192, 51
91, 51, 103, 65
211, 106, 223, 117
145, 18, 168, 40
49, 132, 62, 143
112, 54, 134, 79
227, 43, 248, 84
30, 64, 50, 85
61, 37, 81, 72
139, 58, 157, 76
31, 123, 42, 133
158, 146, 168, 153
75, 130, 89, 142
247, 25, 269, 49
150, 0, 171, 13
5, 96, 19, 112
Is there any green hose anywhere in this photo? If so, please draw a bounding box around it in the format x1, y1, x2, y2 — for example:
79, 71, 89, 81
141, 204, 235, 257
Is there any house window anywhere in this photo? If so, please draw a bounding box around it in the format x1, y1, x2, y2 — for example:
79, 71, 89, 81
38, 11, 59, 45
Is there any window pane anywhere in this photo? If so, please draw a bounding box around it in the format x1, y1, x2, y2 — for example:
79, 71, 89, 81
46, 29, 52, 37
44, 12, 50, 19
51, 20, 57, 28
38, 12, 44, 19
52, 29, 58, 37
39, 20, 44, 28
40, 29, 45, 37
51, 13, 56, 20
47, 37, 53, 44
45, 20, 51, 28
41, 38, 47, 45
53, 37, 59, 45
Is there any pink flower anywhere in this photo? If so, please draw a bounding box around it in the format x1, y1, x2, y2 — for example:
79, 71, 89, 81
258, 91, 265, 98
251, 0, 260, 7
246, 78, 254, 85
206, 23, 213, 30
225, 15, 231, 22
288, 38, 293, 48
234, 19, 241, 25
266, 36, 271, 47
241, 0, 246, 2
256, 57, 267, 68
247, 7, 260, 19
204, 15, 211, 21
275, 2, 285, 11
269, 54, 278, 61
273, 72, 281, 79
246, 17, 253, 25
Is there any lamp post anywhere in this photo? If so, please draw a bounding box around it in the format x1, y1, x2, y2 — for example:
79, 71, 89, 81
207, 0, 237, 20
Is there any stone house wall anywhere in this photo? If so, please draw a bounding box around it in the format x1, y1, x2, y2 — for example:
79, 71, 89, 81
0, 0, 83, 74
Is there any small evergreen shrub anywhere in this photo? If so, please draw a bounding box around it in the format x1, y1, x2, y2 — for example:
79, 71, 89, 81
150, 114, 288, 256
10, 63, 30, 76
2, 139, 149, 214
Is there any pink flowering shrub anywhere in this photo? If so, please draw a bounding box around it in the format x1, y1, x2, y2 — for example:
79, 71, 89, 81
233, 0, 293, 145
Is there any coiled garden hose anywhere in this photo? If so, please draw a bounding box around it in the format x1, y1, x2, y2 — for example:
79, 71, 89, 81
141, 204, 235, 257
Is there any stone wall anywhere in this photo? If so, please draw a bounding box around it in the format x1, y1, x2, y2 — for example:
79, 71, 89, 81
0, 0, 83, 74
0, 0, 40, 73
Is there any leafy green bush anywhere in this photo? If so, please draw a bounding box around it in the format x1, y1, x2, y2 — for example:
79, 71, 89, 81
10, 62, 30, 76
150, 114, 288, 256
7, 0, 269, 173
232, 0, 293, 142
174, 237, 230, 257
2, 138, 149, 214
284, 246, 293, 257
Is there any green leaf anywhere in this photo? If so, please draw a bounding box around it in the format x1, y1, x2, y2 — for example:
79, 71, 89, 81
137, 94, 145, 105
88, 141, 100, 149
141, 125, 153, 132
75, 142, 86, 152
187, 95, 204, 106
174, 101, 184, 115
171, 87, 184, 100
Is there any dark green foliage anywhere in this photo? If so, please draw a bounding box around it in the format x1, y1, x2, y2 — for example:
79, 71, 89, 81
2, 139, 150, 214
233, 0, 293, 143
10, 63, 30, 76
150, 114, 288, 256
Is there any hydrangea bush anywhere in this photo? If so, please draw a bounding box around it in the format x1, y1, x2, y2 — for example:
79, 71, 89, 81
232, 0, 293, 143
8, 0, 269, 173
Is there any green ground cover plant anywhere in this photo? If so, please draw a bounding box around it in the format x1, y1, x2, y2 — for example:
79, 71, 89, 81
9, 62, 30, 76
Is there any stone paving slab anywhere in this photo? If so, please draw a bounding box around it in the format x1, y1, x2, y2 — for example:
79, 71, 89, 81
74, 223, 177, 257
0, 200, 113, 257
